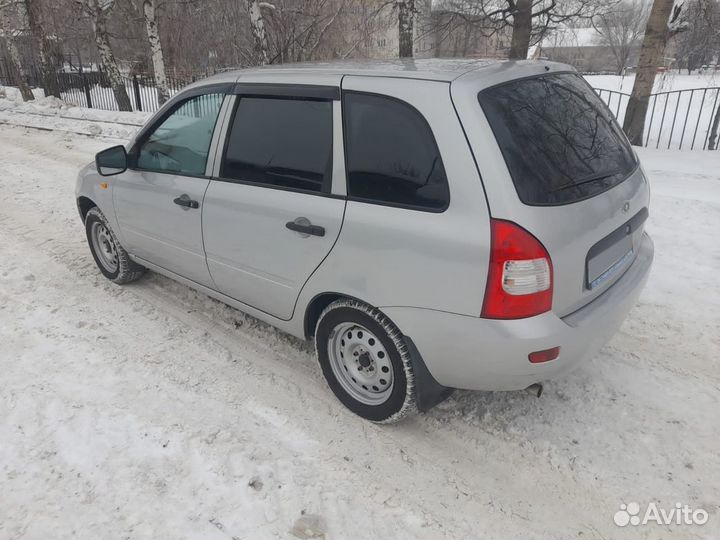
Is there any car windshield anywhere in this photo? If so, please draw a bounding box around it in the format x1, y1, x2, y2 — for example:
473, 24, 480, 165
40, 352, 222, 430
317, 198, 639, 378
478, 73, 637, 206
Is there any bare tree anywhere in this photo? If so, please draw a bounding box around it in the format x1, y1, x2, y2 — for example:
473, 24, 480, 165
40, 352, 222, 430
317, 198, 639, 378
508, 0, 532, 58
131, 0, 169, 104
264, 0, 348, 63
675, 0, 720, 74
623, 0, 687, 145
438, 0, 619, 60
246, 0, 273, 65
23, 0, 61, 96
397, 0, 414, 57
76, 0, 133, 111
0, 1, 34, 100
594, 0, 650, 74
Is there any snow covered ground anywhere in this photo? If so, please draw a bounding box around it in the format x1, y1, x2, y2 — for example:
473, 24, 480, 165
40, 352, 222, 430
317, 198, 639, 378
0, 111, 719, 539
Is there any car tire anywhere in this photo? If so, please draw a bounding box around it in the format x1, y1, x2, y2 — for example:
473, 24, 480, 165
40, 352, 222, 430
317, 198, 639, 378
85, 207, 145, 284
315, 299, 418, 423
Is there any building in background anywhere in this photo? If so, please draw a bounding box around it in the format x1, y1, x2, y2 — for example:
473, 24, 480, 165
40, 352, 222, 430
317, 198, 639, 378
538, 26, 636, 73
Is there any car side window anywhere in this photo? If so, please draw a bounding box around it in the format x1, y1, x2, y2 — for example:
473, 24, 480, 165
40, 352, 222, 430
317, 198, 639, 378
344, 92, 450, 211
137, 93, 224, 176
221, 97, 333, 193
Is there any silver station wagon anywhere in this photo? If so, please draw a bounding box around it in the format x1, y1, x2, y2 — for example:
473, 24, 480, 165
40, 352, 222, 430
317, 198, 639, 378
76, 59, 654, 423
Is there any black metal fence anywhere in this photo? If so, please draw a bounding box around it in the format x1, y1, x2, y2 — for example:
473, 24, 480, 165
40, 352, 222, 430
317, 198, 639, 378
0, 57, 199, 112
54, 71, 194, 112
594, 87, 720, 151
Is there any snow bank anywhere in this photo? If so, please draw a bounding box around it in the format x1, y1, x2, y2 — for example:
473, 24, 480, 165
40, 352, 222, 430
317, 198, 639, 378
0, 88, 150, 141
0, 85, 45, 103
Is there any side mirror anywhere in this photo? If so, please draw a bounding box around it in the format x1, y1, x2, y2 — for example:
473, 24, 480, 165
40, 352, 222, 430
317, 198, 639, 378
96, 145, 128, 176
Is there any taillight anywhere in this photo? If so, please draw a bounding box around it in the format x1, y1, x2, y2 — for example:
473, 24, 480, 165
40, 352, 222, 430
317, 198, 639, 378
481, 219, 553, 319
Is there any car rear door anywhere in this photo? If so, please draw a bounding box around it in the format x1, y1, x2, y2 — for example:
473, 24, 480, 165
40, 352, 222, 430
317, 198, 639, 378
201, 85, 346, 320
113, 88, 229, 288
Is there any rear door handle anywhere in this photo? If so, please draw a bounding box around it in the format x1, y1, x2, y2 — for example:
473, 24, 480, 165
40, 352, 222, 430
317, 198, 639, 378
286, 217, 325, 237
173, 194, 199, 209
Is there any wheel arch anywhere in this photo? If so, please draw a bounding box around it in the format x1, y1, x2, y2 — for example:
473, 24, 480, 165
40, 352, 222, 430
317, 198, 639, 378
304, 292, 389, 340
77, 196, 97, 222
304, 292, 349, 340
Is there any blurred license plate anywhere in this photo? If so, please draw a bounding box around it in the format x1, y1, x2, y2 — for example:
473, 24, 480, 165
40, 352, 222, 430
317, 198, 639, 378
587, 235, 634, 290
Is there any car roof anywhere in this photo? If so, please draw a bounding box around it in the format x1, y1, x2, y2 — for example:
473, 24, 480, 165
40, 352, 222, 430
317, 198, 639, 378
189, 59, 575, 89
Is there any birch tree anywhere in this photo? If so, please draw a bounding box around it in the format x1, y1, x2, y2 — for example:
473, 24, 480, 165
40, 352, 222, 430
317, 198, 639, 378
398, 0, 415, 57
23, 0, 60, 97
246, 0, 272, 65
76, 0, 132, 111
623, 0, 687, 145
0, 1, 34, 100
132, 0, 169, 104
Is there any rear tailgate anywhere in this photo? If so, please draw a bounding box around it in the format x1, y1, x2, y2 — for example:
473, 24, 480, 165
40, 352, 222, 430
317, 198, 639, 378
451, 64, 650, 317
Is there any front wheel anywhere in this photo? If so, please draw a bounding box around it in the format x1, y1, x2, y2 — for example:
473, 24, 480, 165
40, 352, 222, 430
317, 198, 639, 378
85, 207, 145, 284
315, 299, 418, 423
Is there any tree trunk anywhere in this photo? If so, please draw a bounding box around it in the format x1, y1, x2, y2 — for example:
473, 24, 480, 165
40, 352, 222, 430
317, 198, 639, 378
622, 0, 676, 146
708, 100, 720, 151
508, 0, 532, 60
85, 0, 133, 111
24, 0, 60, 98
398, 0, 414, 58
617, 47, 630, 76
1, 10, 34, 101
6, 40, 35, 101
142, 0, 170, 105
246, 0, 270, 65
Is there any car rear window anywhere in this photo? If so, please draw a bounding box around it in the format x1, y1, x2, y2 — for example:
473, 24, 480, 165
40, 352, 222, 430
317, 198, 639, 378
478, 73, 637, 206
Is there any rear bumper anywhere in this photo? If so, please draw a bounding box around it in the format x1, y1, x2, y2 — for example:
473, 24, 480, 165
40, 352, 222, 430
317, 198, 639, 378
382, 232, 654, 391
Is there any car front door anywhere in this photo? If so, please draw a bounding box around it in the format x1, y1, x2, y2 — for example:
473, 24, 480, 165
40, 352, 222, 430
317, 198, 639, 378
113, 89, 228, 288
202, 87, 346, 320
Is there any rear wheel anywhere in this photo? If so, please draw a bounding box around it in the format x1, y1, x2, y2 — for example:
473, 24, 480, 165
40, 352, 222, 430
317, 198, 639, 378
315, 299, 417, 423
85, 207, 145, 284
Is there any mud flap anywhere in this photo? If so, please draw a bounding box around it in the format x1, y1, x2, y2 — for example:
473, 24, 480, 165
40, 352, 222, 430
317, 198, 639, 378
404, 336, 454, 412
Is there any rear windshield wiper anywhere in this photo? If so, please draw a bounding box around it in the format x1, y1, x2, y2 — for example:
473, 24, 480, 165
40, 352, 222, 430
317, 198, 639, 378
550, 170, 622, 193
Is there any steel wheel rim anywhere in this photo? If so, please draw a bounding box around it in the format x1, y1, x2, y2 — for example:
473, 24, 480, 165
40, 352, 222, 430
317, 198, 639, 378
91, 221, 118, 273
327, 322, 394, 406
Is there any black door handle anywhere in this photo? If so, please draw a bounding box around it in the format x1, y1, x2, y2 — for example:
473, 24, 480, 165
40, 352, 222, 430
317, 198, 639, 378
286, 219, 325, 237
173, 195, 199, 209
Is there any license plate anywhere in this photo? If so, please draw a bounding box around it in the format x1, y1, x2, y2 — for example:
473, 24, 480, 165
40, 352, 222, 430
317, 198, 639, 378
587, 234, 634, 290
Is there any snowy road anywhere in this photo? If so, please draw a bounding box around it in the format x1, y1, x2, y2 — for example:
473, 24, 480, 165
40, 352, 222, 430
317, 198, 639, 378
1, 123, 719, 539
